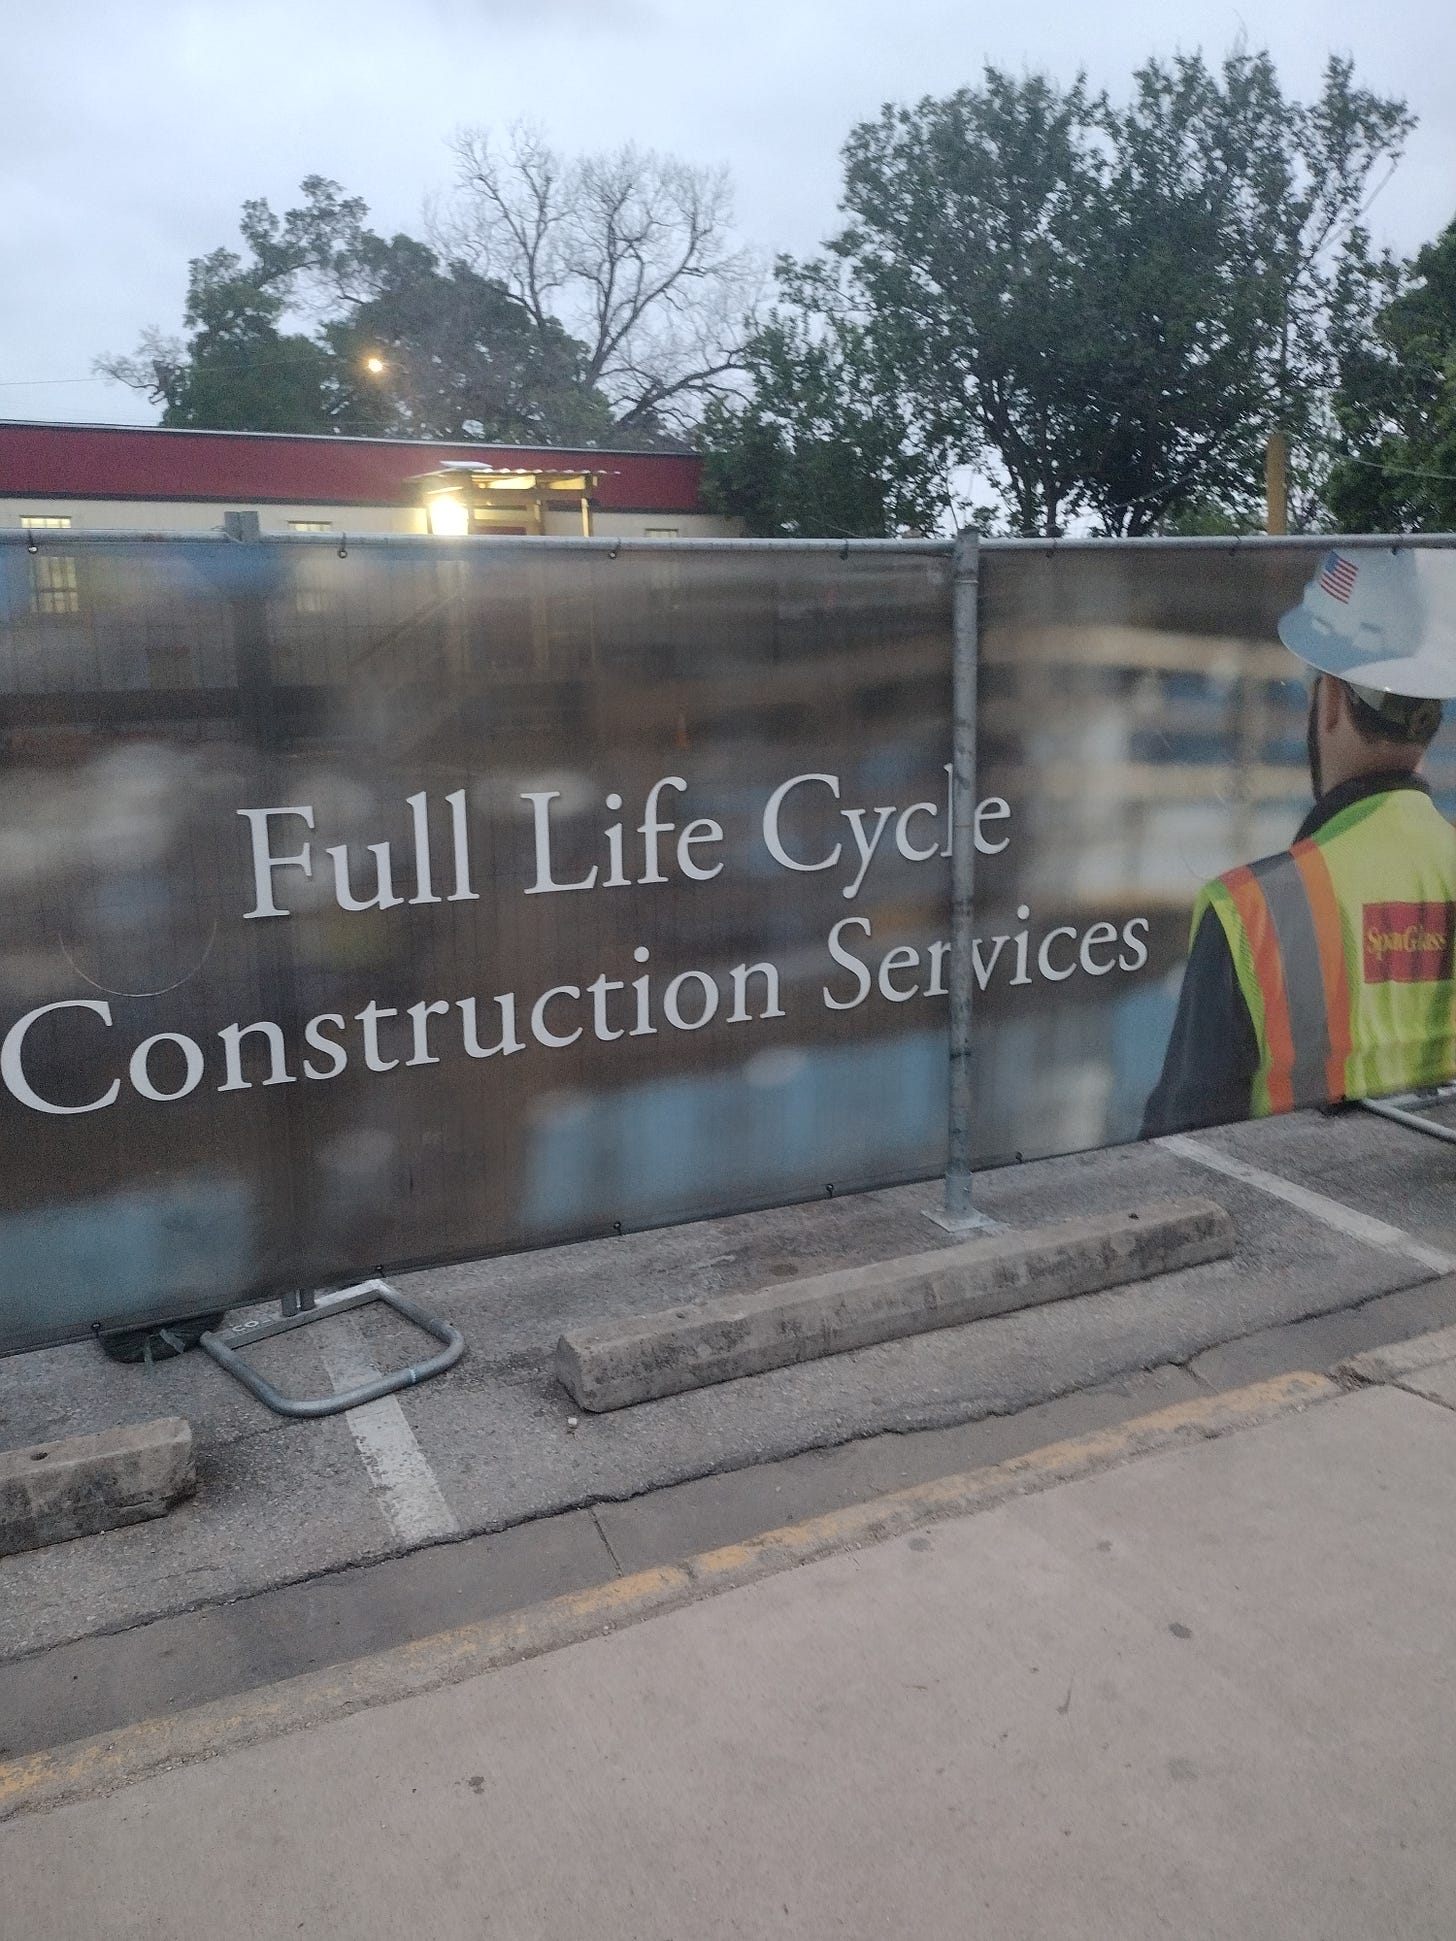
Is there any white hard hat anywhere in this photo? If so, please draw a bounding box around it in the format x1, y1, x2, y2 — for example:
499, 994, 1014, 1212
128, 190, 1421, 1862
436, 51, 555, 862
1278, 547, 1456, 701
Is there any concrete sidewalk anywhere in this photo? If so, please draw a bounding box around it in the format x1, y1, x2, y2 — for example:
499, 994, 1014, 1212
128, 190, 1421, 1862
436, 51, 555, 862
5, 1372, 1456, 1939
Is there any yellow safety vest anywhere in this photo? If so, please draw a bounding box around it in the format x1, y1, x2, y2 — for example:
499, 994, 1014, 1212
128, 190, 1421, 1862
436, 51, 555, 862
1193, 787, 1456, 1117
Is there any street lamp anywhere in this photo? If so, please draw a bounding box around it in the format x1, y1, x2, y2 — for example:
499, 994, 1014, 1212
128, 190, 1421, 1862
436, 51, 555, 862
363, 354, 386, 377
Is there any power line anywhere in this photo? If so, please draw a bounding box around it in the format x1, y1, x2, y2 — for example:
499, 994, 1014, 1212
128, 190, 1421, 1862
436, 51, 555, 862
1346, 454, 1456, 485
0, 374, 113, 387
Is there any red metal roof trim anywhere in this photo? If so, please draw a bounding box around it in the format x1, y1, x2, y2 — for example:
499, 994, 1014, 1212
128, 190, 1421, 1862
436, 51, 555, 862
0, 422, 706, 514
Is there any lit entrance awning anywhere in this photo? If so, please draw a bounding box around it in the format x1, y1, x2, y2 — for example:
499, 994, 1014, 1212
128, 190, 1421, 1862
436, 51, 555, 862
411, 462, 611, 538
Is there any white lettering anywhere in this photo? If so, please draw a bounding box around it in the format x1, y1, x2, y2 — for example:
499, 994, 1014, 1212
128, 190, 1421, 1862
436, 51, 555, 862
587, 973, 625, 1041
446, 789, 477, 902
824, 916, 873, 1011
356, 1001, 399, 1072
406, 999, 450, 1067
532, 985, 583, 1049
406, 792, 441, 906
678, 817, 724, 882
129, 1032, 204, 1104
238, 806, 314, 920
303, 1012, 348, 1080
1, 1000, 120, 1115
877, 943, 921, 1001
842, 804, 896, 901
894, 801, 940, 863
1079, 921, 1120, 977
727, 962, 785, 1023
925, 938, 950, 995
662, 970, 718, 1032
327, 841, 403, 914
1010, 907, 1033, 986
975, 796, 1012, 855
458, 995, 523, 1058
763, 774, 841, 874
639, 776, 686, 886
217, 1019, 294, 1092
1036, 926, 1079, 982
971, 934, 1007, 990
522, 791, 597, 895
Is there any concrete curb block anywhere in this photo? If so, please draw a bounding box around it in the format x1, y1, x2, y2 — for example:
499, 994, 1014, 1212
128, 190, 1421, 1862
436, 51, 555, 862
0, 1368, 1333, 1823
0, 1418, 194, 1559
556, 1197, 1234, 1411
1337, 1317, 1456, 1387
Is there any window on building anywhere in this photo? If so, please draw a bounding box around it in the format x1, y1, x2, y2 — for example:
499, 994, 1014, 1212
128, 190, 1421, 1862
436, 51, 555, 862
288, 520, 333, 532
644, 527, 679, 539
20, 514, 72, 530
29, 554, 79, 615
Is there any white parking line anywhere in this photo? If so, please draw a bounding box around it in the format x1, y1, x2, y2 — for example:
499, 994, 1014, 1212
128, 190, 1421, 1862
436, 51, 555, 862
1156, 1133, 1456, 1276
315, 1316, 460, 1547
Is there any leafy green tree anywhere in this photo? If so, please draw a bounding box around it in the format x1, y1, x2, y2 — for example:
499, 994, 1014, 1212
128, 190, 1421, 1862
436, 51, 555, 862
324, 235, 615, 444
1326, 216, 1456, 530
701, 259, 955, 536
716, 53, 1410, 538
1074, 54, 1407, 534
98, 176, 623, 444
97, 243, 337, 434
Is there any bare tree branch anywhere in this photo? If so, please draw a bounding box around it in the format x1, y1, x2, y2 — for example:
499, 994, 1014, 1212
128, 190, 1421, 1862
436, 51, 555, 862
435, 123, 760, 436
93, 329, 188, 407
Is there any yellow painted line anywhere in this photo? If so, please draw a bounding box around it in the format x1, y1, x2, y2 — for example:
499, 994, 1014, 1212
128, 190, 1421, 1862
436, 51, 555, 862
0, 1368, 1336, 1822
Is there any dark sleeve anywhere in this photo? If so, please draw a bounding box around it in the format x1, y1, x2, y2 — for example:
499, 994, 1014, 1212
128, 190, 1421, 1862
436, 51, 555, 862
1140, 908, 1260, 1139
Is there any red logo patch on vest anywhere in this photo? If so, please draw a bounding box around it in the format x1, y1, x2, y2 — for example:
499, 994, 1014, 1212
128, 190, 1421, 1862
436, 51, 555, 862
1362, 902, 1456, 983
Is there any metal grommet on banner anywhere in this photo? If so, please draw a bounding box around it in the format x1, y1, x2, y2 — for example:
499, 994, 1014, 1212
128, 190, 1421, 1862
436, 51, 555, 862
840, 538, 850, 561
337, 534, 348, 559
608, 539, 621, 561
26, 534, 38, 554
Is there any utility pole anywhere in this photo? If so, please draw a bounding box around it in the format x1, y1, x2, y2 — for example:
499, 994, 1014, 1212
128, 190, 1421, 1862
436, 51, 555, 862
1265, 430, 1289, 536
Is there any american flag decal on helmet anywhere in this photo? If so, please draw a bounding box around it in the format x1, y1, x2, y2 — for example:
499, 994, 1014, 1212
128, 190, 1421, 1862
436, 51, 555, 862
1318, 551, 1358, 603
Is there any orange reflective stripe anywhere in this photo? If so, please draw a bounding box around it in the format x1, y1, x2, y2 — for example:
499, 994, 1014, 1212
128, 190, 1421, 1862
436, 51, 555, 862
1223, 864, 1296, 1113
1292, 839, 1354, 1100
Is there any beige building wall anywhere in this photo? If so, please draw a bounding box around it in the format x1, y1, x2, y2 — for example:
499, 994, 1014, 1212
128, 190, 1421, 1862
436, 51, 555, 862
3, 499, 739, 539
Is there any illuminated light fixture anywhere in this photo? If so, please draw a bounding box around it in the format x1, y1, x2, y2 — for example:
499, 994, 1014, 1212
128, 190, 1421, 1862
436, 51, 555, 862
410, 461, 610, 538
363, 354, 387, 375
426, 494, 470, 537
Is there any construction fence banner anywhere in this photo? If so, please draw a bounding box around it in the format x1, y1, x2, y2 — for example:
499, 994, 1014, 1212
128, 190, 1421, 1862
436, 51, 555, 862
0, 532, 1452, 1354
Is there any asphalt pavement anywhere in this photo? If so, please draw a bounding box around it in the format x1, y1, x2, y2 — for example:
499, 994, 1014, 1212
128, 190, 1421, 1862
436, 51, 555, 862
1, 1099, 1454, 1727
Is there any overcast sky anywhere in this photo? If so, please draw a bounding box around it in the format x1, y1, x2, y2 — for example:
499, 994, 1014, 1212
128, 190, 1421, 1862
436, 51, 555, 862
3, 0, 1453, 428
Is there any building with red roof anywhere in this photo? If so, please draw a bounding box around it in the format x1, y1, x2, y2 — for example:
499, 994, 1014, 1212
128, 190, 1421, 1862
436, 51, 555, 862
0, 421, 736, 540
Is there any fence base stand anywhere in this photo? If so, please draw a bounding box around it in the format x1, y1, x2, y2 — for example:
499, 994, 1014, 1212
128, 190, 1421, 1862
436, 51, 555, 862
1358, 1088, 1456, 1148
925, 1174, 1001, 1236
924, 1205, 1000, 1236
199, 1277, 465, 1419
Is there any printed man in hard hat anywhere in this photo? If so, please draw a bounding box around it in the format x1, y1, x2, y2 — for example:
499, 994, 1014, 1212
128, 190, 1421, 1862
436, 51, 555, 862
1143, 547, 1456, 1137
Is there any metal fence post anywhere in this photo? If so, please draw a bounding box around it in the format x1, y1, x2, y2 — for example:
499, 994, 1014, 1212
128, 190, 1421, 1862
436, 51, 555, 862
928, 529, 995, 1234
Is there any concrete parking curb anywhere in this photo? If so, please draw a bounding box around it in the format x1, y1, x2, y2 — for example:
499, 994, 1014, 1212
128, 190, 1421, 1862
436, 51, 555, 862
1337, 1316, 1456, 1411
0, 1418, 194, 1559
557, 1197, 1234, 1410
0, 1367, 1333, 1823
1337, 1317, 1456, 1387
